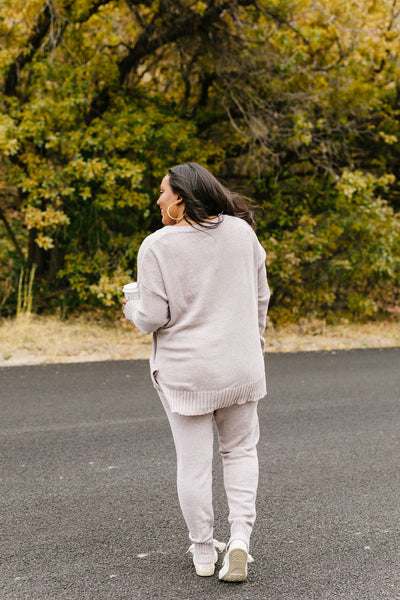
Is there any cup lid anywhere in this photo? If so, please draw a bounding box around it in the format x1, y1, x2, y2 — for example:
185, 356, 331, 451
123, 282, 138, 291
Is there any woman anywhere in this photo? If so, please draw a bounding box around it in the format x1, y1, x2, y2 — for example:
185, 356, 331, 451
123, 162, 270, 582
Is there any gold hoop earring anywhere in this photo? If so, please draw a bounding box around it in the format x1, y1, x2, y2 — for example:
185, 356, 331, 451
167, 203, 184, 222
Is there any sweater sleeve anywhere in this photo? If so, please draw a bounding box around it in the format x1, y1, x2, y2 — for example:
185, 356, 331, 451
123, 242, 170, 335
257, 243, 270, 352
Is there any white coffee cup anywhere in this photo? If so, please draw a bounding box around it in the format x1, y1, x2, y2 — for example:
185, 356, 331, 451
123, 282, 140, 301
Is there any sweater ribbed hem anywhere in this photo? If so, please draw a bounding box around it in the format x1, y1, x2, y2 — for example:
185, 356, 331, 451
160, 376, 266, 416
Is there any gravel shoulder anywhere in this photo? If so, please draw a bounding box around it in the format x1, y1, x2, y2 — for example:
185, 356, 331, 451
1, 315, 399, 366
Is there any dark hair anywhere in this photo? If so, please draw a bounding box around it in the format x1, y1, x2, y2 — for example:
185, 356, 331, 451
167, 162, 257, 230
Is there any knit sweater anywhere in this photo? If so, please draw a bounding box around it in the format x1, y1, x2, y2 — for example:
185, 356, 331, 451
123, 214, 270, 415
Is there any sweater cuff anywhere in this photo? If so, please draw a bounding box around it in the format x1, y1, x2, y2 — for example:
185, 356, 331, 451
123, 300, 135, 322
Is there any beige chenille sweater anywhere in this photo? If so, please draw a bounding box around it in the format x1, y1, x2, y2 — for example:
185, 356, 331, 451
123, 214, 270, 415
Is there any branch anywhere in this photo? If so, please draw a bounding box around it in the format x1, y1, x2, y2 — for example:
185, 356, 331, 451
87, 0, 236, 120
118, 1, 246, 86
311, 1, 347, 34
255, 0, 310, 44
4, 3, 52, 96
3, 0, 114, 96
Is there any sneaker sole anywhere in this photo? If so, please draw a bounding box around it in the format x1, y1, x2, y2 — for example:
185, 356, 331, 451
219, 548, 248, 582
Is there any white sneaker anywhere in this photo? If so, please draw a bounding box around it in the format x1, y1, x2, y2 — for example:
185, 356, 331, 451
187, 539, 226, 577
218, 540, 253, 582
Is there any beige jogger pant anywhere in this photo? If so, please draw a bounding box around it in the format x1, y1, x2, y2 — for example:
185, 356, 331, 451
158, 391, 260, 565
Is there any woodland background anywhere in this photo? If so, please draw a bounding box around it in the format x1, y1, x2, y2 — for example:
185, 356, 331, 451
1, 0, 400, 324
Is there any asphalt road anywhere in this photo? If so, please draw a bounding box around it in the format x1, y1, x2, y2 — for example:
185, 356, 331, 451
1, 348, 399, 600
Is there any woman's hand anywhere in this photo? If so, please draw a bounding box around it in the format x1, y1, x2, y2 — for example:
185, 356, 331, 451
122, 298, 128, 307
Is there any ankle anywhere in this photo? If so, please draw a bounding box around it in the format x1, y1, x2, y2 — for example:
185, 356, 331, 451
194, 541, 215, 564
229, 520, 251, 549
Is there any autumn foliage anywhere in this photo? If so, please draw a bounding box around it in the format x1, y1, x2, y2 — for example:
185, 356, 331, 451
1, 0, 399, 322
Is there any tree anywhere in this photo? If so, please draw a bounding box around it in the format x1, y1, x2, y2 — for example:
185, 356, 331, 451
0, 0, 399, 320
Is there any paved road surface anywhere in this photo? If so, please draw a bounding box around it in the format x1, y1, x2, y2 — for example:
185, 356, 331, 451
1, 348, 399, 600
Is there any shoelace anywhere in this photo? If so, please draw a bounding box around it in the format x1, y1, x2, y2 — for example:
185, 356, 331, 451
187, 538, 226, 557
188, 539, 254, 563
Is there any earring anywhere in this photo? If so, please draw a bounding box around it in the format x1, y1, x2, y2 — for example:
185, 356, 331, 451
167, 203, 184, 222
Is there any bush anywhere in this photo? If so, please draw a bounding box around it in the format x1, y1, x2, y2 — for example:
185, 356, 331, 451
265, 170, 400, 323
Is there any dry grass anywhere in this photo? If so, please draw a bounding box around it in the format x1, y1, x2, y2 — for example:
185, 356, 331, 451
0, 315, 153, 366
0, 314, 399, 366
265, 317, 400, 353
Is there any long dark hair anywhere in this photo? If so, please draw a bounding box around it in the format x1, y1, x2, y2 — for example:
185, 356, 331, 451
167, 162, 257, 230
